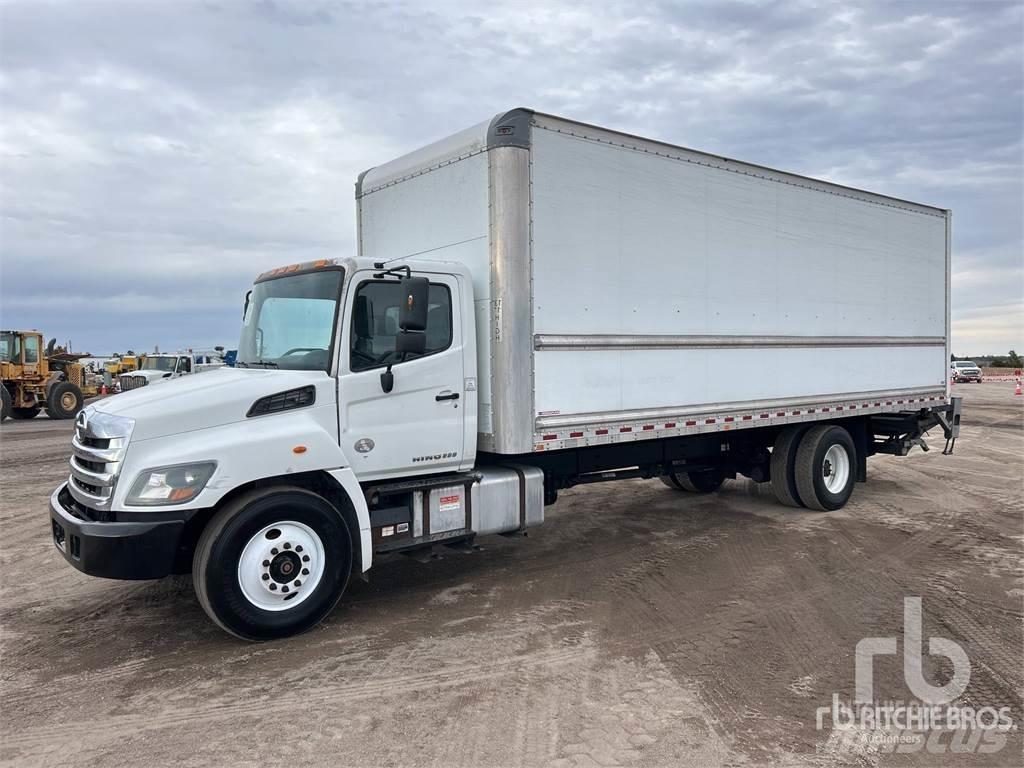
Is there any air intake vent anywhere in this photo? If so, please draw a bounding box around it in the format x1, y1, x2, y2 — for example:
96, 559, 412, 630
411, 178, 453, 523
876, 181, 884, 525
247, 386, 316, 418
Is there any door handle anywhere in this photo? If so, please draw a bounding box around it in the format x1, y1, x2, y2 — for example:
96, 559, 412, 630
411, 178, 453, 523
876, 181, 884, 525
435, 392, 460, 401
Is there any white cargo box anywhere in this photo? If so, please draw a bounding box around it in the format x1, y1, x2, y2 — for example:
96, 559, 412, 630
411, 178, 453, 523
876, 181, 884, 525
357, 109, 949, 455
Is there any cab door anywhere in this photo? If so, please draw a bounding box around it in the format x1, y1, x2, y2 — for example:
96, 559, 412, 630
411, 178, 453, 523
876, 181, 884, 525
338, 272, 465, 480
22, 334, 40, 379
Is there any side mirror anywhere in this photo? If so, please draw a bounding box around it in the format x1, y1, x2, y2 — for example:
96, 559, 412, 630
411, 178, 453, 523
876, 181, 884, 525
398, 276, 429, 332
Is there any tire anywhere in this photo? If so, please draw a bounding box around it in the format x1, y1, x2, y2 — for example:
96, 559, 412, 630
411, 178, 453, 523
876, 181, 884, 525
770, 425, 811, 508
794, 425, 856, 512
10, 406, 41, 420
193, 487, 353, 641
46, 382, 84, 419
661, 468, 724, 493
0, 386, 10, 422
659, 473, 685, 491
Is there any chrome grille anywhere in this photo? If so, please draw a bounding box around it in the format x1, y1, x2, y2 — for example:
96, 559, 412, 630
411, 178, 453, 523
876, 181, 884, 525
119, 374, 148, 391
68, 410, 132, 510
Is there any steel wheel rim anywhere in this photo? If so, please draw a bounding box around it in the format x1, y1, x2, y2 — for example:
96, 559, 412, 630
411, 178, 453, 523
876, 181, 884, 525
238, 521, 326, 611
822, 444, 850, 494
60, 392, 77, 409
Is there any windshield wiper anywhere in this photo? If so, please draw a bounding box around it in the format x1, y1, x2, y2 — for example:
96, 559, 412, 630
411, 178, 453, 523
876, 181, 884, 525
248, 359, 279, 369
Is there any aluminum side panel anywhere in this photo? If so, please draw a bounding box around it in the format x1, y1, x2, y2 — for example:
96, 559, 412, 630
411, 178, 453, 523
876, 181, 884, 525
529, 123, 948, 422
487, 146, 534, 454
534, 346, 947, 415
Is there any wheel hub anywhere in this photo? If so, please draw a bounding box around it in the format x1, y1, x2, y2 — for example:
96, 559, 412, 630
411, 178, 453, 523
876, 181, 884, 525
268, 551, 302, 584
238, 521, 324, 611
821, 444, 850, 494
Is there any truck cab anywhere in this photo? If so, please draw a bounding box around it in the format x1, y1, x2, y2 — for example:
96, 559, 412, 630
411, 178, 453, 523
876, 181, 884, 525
119, 353, 194, 390
48, 257, 516, 641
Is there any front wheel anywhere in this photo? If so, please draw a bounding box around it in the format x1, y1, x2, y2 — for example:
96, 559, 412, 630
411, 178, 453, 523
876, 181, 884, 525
193, 488, 353, 641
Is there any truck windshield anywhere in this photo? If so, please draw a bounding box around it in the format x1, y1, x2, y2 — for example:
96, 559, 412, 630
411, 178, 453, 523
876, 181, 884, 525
237, 269, 344, 372
143, 357, 177, 371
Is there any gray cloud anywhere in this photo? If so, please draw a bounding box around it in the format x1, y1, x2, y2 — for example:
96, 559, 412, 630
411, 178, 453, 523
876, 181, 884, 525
1, 0, 1021, 355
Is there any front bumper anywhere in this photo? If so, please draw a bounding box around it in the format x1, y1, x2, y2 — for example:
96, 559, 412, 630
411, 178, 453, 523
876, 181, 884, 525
49, 483, 186, 580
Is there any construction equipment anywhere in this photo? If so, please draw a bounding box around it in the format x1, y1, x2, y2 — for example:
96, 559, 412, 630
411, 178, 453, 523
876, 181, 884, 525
104, 352, 146, 378
1, 331, 96, 421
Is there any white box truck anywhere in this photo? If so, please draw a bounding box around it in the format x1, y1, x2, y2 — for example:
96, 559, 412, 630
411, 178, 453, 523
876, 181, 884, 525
49, 109, 961, 640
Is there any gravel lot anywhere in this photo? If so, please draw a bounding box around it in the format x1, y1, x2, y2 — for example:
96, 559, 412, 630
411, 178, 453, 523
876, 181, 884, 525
1, 383, 1021, 767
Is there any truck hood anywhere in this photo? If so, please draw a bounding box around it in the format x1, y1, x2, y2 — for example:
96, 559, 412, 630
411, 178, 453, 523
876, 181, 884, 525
93, 367, 336, 441
128, 369, 175, 383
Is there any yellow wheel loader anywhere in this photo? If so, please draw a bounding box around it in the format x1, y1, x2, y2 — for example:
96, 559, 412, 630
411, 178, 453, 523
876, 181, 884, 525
1, 331, 96, 421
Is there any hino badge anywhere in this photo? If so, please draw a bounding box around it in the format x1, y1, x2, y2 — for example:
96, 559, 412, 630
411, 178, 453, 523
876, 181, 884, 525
49, 109, 962, 640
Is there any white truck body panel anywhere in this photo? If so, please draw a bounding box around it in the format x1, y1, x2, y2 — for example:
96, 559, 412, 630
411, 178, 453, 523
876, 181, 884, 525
358, 109, 950, 455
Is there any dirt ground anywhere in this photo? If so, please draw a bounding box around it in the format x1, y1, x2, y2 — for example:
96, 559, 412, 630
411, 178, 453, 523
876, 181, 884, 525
1, 383, 1021, 767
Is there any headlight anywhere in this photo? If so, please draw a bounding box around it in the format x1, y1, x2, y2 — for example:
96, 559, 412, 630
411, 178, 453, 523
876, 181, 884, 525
126, 462, 216, 506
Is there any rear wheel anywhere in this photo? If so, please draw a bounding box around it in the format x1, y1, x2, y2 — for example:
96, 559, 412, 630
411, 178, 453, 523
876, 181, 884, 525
193, 487, 353, 641
794, 425, 856, 512
46, 382, 84, 419
770, 425, 811, 507
10, 406, 41, 420
660, 468, 725, 493
0, 386, 10, 422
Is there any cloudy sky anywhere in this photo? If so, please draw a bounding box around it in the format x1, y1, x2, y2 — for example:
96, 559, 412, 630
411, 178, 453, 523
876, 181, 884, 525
1, 0, 1021, 356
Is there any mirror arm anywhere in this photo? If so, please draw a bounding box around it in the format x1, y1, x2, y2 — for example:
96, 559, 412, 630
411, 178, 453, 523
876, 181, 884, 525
380, 363, 395, 394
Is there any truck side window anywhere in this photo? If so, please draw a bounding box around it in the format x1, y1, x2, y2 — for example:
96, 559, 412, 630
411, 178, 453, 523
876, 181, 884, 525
350, 280, 452, 371
23, 335, 39, 364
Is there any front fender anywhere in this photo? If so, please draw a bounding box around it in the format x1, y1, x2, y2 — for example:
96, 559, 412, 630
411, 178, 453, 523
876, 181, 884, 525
111, 405, 372, 573
110, 404, 372, 572
114, 403, 343, 508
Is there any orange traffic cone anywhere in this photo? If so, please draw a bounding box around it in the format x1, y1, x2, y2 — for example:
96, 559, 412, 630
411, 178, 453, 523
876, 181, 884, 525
1015, 379, 1022, 396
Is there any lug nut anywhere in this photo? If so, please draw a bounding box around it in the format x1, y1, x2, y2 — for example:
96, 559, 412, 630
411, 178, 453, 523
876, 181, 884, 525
282, 586, 289, 593
294, 580, 301, 587
301, 568, 309, 576
295, 545, 303, 553
262, 559, 270, 567
283, 542, 291, 550
262, 574, 270, 581
269, 584, 277, 591
302, 555, 310, 562
271, 548, 279, 555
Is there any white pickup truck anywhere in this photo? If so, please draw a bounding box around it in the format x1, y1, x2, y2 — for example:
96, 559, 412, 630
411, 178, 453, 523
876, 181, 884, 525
49, 109, 962, 640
